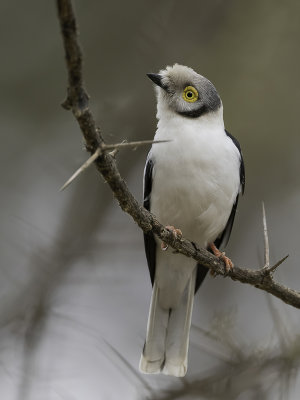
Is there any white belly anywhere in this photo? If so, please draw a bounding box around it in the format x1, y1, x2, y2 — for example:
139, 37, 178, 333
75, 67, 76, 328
150, 118, 240, 247
149, 110, 241, 306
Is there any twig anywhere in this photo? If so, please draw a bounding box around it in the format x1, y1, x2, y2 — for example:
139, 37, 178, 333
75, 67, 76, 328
102, 139, 170, 151
56, 0, 300, 309
60, 139, 170, 191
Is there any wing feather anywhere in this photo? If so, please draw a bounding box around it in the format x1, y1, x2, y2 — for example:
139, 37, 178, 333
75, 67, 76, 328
143, 156, 156, 285
214, 130, 245, 250
195, 130, 245, 292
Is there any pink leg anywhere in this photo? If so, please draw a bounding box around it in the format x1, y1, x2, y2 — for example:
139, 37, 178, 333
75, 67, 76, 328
209, 242, 234, 273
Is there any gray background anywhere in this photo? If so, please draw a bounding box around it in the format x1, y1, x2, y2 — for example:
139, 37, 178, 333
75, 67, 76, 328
0, 0, 299, 399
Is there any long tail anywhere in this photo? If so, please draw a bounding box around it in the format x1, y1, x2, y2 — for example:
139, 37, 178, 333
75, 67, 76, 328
139, 281, 169, 374
139, 268, 197, 377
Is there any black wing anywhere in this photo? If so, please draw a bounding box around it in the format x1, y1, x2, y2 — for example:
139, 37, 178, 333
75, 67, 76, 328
214, 130, 245, 250
143, 155, 156, 285
195, 130, 245, 293
225, 130, 245, 194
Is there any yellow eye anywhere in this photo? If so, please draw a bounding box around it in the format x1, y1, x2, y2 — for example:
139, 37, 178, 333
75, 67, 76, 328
182, 86, 198, 102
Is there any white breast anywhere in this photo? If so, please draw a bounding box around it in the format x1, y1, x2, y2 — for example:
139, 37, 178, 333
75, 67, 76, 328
150, 106, 241, 248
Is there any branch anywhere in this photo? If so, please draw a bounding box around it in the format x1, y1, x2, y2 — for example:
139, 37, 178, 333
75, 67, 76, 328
56, 0, 300, 309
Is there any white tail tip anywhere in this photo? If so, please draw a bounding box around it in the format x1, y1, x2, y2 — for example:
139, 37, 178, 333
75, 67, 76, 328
139, 354, 164, 374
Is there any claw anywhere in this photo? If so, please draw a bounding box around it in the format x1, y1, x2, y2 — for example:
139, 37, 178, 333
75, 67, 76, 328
209, 242, 234, 273
161, 225, 183, 251
161, 242, 168, 251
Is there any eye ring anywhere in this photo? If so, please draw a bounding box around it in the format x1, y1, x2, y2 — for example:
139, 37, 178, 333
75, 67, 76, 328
182, 86, 198, 102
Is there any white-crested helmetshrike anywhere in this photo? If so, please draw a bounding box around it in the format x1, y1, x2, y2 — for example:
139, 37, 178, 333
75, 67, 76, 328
140, 64, 245, 377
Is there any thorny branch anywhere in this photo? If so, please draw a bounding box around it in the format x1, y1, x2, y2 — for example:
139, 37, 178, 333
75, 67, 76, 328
56, 0, 300, 308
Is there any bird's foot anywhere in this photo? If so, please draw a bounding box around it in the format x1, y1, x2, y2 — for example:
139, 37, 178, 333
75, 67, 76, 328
161, 225, 183, 251
209, 242, 234, 273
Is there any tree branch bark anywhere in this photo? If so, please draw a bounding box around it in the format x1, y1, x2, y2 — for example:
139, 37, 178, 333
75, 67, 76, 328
56, 0, 300, 309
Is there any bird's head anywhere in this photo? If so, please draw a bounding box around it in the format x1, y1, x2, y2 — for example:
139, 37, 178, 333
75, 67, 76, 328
147, 64, 221, 119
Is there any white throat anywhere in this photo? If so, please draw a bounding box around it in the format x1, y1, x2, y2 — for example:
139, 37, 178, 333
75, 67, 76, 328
155, 86, 224, 129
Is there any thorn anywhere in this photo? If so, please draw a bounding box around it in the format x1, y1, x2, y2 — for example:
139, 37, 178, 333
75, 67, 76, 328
108, 140, 126, 157
61, 94, 72, 110
262, 202, 270, 268
59, 147, 101, 191
109, 148, 118, 158
260, 203, 288, 276
268, 255, 289, 273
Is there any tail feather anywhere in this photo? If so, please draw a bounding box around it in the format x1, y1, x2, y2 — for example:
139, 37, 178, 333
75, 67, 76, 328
139, 282, 169, 374
163, 267, 196, 377
140, 268, 197, 377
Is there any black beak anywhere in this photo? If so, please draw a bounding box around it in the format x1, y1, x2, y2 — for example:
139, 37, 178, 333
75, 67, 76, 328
147, 73, 164, 89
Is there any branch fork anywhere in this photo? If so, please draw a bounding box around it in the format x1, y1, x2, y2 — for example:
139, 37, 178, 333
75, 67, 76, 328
59, 139, 170, 191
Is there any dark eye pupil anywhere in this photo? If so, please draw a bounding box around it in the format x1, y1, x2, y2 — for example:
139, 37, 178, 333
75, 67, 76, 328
187, 92, 193, 98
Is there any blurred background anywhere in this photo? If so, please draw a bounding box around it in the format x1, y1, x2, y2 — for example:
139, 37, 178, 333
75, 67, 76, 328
0, 0, 300, 399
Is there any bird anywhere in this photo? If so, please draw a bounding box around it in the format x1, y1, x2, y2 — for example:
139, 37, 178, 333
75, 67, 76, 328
139, 64, 245, 377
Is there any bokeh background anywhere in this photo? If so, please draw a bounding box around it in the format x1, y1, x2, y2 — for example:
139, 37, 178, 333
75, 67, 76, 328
1, 0, 300, 399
